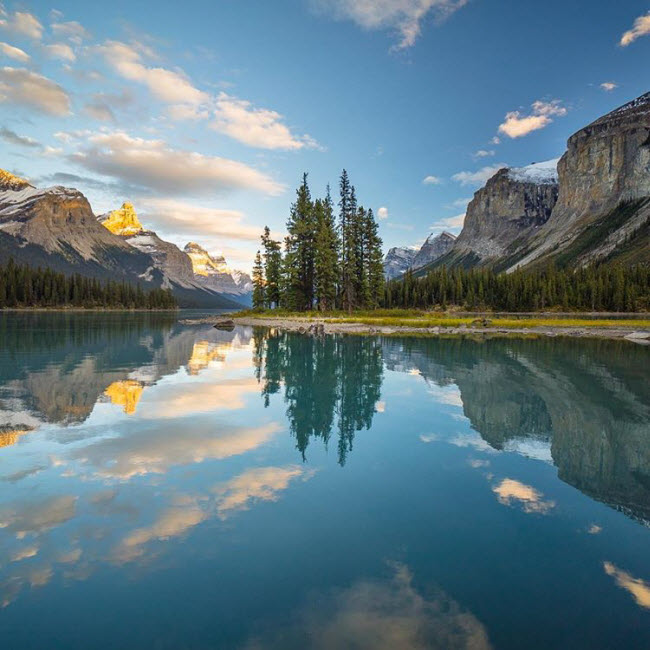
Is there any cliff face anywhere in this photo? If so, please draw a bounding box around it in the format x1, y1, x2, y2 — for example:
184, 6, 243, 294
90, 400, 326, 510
98, 203, 195, 287
451, 160, 559, 264
184, 242, 252, 297
512, 92, 650, 269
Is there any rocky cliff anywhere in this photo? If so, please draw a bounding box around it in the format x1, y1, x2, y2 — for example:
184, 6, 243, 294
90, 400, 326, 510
512, 92, 650, 269
98, 203, 195, 287
184, 242, 252, 298
439, 160, 559, 270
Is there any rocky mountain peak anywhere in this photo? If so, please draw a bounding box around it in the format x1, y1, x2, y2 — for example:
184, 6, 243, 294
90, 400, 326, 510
98, 202, 144, 236
184, 242, 228, 276
0, 169, 32, 191
413, 231, 457, 269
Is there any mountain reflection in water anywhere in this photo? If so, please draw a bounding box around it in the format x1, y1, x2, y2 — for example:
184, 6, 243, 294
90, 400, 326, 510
0, 312, 649, 649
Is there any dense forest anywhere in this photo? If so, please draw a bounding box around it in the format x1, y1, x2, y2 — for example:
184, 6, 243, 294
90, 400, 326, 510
387, 264, 650, 312
0, 259, 177, 309
253, 170, 384, 311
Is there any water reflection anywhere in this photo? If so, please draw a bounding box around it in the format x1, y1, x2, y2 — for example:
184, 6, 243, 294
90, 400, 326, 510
252, 329, 383, 464
0, 314, 649, 648
245, 562, 492, 650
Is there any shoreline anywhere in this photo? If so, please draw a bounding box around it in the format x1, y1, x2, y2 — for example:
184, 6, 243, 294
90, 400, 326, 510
182, 315, 650, 344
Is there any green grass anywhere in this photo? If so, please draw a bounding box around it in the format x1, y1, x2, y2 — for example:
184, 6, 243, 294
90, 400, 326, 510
233, 309, 650, 329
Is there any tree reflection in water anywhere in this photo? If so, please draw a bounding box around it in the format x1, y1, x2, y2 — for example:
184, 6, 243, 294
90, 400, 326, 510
253, 328, 383, 464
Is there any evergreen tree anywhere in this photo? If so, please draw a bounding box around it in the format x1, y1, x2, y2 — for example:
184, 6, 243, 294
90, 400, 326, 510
313, 190, 339, 311
339, 170, 358, 311
284, 174, 316, 310
252, 250, 266, 309
261, 226, 282, 309
364, 208, 384, 308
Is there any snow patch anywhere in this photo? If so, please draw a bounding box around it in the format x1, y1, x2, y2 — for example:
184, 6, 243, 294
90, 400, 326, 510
507, 159, 559, 185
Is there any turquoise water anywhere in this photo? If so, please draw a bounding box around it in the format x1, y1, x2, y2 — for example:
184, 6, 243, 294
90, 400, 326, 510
0, 312, 649, 649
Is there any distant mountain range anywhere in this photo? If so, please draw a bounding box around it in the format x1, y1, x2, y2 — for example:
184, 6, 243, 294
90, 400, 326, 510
0, 175, 251, 308
387, 91, 650, 279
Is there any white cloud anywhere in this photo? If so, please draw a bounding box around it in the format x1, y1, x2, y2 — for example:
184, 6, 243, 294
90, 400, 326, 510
377, 206, 389, 219
43, 43, 75, 62
51, 20, 91, 43
620, 12, 650, 46
0, 41, 30, 62
446, 196, 472, 209
422, 174, 442, 185
600, 81, 618, 92
430, 212, 465, 232
472, 149, 494, 159
314, 0, 470, 50
490, 135, 500, 145
138, 198, 264, 242
69, 131, 284, 196
97, 40, 209, 106
452, 163, 507, 186
0, 67, 71, 116
0, 11, 43, 40
498, 99, 567, 138
210, 92, 318, 150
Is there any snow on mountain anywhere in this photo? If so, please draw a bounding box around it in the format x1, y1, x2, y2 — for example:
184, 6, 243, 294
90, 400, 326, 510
507, 159, 559, 185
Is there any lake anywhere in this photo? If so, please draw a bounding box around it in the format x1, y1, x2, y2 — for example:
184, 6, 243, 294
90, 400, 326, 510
1, 312, 649, 649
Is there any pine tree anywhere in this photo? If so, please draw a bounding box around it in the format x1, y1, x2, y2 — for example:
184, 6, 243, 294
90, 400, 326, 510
261, 226, 282, 309
285, 174, 316, 310
364, 208, 384, 309
313, 194, 339, 311
339, 170, 358, 311
252, 250, 266, 309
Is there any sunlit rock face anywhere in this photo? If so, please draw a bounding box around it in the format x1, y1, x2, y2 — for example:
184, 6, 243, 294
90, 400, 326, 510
98, 203, 195, 286
104, 380, 144, 415
0, 169, 32, 191
98, 202, 144, 236
513, 92, 650, 268
184, 242, 252, 296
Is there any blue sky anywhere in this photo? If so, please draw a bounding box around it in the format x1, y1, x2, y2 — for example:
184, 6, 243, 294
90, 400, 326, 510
0, 1, 648, 270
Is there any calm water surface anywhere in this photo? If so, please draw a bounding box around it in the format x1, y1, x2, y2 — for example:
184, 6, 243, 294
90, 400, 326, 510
0, 312, 649, 649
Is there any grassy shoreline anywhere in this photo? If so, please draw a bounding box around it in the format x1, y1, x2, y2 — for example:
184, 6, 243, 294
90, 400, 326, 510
230, 309, 650, 330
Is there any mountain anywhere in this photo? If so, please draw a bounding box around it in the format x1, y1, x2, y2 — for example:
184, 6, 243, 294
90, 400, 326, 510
413, 231, 456, 268
510, 92, 650, 270
184, 242, 252, 303
413, 91, 650, 276
383, 232, 456, 280
0, 172, 243, 309
0, 173, 162, 283
383, 247, 416, 280
436, 161, 559, 270
98, 203, 195, 287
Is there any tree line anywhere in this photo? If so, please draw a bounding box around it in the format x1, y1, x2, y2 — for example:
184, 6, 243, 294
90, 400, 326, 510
0, 259, 177, 310
385, 263, 650, 312
252, 170, 384, 311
